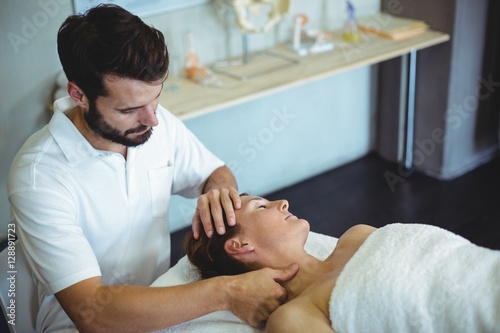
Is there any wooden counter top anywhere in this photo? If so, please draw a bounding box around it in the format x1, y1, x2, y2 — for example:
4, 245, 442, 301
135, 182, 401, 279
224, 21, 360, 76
159, 29, 450, 120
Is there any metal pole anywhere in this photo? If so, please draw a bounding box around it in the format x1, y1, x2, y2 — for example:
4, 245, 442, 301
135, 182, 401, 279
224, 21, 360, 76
404, 49, 417, 170
242, 34, 250, 64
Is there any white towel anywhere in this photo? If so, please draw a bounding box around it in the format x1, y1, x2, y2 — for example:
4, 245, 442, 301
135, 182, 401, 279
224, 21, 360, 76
329, 223, 500, 333
151, 231, 337, 332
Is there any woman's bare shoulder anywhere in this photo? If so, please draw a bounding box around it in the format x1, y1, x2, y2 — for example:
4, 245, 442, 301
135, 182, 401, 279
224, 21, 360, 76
325, 224, 377, 267
337, 224, 377, 248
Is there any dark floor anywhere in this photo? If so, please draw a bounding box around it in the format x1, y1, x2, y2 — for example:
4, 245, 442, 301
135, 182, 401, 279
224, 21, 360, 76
170, 152, 500, 264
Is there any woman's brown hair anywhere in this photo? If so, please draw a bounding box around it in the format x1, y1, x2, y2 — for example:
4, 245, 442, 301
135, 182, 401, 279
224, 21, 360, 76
183, 206, 252, 279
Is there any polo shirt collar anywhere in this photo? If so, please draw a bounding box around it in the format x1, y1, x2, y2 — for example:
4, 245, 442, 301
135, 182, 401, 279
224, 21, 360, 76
49, 96, 101, 163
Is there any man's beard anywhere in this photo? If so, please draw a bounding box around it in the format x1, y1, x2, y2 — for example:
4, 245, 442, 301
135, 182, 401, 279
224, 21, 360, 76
84, 101, 153, 147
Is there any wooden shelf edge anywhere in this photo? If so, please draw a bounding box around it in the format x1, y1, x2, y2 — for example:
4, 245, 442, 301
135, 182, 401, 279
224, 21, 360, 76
160, 30, 450, 120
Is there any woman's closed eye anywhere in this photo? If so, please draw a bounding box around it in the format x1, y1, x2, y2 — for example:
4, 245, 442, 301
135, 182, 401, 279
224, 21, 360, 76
245, 197, 269, 210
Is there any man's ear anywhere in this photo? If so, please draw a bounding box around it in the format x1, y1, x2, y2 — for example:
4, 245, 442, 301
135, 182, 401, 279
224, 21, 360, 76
224, 238, 255, 256
67, 81, 89, 110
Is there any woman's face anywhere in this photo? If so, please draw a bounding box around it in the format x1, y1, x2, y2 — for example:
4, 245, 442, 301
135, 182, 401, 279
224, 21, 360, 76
232, 196, 310, 267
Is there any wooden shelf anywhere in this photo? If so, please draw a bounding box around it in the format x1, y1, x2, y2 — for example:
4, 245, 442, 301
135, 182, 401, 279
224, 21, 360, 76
159, 29, 449, 120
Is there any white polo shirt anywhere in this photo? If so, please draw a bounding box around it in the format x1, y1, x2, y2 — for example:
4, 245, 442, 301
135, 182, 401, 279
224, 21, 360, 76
8, 97, 224, 332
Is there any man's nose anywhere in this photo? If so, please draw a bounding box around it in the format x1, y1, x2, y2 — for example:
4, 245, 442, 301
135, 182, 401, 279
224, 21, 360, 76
139, 105, 159, 127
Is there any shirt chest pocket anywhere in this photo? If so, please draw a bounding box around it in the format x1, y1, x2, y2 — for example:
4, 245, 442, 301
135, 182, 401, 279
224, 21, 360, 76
148, 165, 173, 218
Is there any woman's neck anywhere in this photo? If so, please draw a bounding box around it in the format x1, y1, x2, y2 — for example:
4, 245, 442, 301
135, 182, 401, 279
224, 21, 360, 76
282, 253, 334, 300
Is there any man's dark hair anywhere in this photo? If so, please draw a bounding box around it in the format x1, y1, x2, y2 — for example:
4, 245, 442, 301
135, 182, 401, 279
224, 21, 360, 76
57, 4, 169, 102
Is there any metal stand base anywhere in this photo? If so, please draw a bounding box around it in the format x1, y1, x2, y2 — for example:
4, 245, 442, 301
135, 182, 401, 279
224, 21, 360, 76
210, 34, 299, 81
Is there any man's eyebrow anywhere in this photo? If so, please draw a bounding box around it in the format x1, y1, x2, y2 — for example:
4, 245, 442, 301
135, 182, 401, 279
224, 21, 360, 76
116, 85, 163, 112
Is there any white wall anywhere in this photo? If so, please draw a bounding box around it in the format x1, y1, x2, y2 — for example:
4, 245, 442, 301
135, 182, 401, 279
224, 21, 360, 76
169, 66, 377, 231
0, 0, 75, 238
0, 0, 380, 235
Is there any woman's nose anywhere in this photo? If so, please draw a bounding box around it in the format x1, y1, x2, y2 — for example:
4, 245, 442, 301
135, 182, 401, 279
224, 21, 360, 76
278, 199, 289, 211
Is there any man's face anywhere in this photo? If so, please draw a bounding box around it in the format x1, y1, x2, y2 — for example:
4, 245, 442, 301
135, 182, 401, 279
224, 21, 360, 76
84, 75, 163, 147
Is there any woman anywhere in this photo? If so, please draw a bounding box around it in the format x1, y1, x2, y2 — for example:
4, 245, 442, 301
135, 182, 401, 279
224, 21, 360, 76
184, 195, 500, 333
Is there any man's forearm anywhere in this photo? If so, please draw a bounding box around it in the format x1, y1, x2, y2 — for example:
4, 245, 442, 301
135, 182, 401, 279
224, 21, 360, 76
58, 276, 232, 333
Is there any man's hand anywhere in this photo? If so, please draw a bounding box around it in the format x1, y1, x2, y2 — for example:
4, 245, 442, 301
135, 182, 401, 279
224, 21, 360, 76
192, 187, 241, 239
225, 264, 299, 328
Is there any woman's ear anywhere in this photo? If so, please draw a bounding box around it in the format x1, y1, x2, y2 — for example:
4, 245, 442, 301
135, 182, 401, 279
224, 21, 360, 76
224, 238, 255, 256
67, 81, 89, 110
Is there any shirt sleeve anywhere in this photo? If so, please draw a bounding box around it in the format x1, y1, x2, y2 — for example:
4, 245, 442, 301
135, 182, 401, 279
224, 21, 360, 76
161, 109, 225, 198
9, 183, 101, 295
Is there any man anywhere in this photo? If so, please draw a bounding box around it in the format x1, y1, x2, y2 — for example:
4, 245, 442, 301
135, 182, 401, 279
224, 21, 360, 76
7, 4, 297, 332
